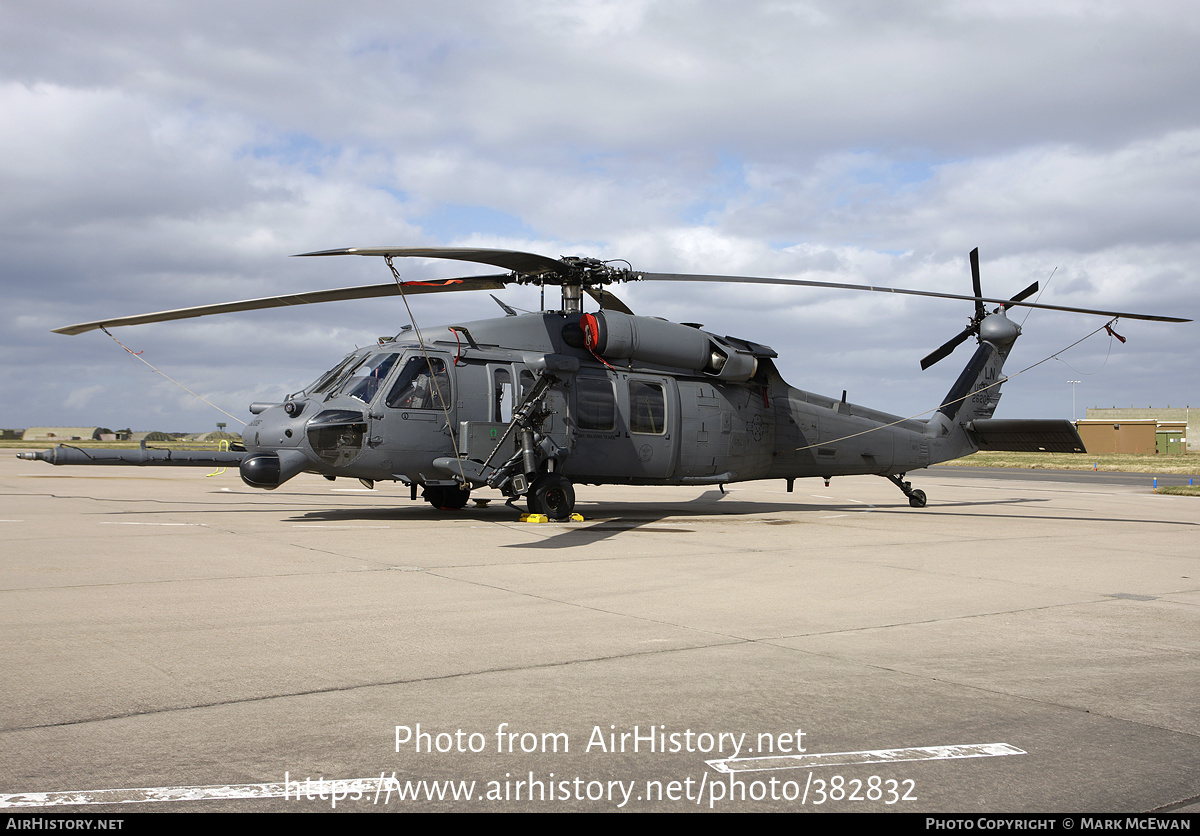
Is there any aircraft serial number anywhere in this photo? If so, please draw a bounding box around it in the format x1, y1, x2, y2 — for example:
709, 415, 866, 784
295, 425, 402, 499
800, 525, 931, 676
804, 775, 917, 804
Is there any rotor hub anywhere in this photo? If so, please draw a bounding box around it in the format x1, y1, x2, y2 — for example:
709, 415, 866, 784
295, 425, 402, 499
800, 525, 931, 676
979, 312, 1021, 348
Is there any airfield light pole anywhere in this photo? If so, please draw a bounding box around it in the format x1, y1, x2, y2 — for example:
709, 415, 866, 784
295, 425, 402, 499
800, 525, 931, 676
1067, 380, 1081, 422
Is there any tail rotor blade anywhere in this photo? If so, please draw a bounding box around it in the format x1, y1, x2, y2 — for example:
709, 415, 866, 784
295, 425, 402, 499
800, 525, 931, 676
920, 326, 974, 370
969, 248, 984, 321
1006, 280, 1039, 306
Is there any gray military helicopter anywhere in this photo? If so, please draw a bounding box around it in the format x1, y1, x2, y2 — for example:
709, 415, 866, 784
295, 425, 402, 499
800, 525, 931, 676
21, 247, 1187, 519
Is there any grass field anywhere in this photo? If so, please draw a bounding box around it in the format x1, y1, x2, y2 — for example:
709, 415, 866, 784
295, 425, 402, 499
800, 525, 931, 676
1154, 485, 1200, 496
940, 450, 1197, 474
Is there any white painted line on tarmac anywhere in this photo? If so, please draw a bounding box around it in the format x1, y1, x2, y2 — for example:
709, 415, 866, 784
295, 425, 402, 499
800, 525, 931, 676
706, 742, 1026, 774
0, 776, 383, 808
1, 745, 1027, 806
98, 522, 206, 527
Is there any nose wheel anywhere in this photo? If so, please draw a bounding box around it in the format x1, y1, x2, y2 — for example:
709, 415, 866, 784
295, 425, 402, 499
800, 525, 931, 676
885, 474, 927, 508
527, 473, 576, 520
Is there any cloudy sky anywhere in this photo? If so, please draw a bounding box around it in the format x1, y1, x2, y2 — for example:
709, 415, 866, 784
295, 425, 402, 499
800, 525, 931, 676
2, 0, 1196, 434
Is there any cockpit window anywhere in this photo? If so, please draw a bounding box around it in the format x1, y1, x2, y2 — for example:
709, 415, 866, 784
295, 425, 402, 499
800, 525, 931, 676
339, 353, 400, 403
304, 352, 360, 395
385, 356, 450, 410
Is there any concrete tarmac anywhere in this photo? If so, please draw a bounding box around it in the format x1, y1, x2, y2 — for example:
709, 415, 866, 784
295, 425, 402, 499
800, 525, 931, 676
1, 456, 1197, 813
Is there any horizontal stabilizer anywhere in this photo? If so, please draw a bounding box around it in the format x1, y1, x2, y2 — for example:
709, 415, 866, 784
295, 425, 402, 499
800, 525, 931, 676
965, 419, 1086, 453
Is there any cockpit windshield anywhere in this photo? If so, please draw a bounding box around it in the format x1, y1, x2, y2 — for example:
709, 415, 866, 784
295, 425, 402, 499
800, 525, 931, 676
302, 351, 361, 396
337, 353, 400, 404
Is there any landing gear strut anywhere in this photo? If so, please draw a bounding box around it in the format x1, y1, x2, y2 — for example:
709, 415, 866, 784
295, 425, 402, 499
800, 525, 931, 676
885, 474, 927, 508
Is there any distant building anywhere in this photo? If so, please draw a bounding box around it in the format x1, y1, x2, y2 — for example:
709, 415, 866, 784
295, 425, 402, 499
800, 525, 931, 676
127, 431, 174, 443
23, 427, 113, 442
1083, 408, 1194, 452
184, 431, 242, 442
1076, 419, 1158, 455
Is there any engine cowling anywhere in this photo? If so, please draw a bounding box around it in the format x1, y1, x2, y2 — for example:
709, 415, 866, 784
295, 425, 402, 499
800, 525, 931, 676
580, 312, 758, 381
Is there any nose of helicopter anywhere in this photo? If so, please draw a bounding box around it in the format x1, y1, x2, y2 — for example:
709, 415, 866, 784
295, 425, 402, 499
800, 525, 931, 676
239, 401, 316, 489
242, 401, 311, 452
239, 449, 311, 489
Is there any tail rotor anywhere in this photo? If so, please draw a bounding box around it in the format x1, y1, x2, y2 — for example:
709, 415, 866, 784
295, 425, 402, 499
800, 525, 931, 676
920, 248, 1037, 371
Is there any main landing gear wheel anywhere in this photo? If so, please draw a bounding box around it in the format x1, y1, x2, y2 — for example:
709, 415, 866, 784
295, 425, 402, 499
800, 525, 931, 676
885, 473, 927, 508
422, 485, 471, 510
527, 473, 575, 521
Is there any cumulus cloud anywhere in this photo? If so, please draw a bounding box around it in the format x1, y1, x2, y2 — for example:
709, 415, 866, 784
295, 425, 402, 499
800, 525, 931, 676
1, 1, 1195, 431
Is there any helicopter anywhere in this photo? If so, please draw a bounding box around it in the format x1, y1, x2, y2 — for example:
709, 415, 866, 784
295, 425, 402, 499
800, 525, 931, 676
20, 247, 1188, 519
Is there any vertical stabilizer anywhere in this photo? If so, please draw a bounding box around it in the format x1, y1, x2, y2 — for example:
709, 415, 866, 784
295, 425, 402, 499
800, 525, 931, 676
926, 311, 1020, 458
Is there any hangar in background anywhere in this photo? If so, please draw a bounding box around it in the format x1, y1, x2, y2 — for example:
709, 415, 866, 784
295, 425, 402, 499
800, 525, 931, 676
22, 427, 114, 442
1080, 407, 1191, 454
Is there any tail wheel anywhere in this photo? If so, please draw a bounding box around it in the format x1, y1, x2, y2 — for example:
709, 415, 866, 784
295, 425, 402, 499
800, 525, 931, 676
527, 473, 575, 520
908, 489, 927, 508
422, 485, 471, 510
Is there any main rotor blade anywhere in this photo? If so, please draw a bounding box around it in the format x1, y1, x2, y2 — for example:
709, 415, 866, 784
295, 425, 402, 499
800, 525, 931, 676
637, 273, 1190, 323
584, 286, 634, 315
52, 275, 511, 335
920, 326, 974, 371
295, 246, 568, 277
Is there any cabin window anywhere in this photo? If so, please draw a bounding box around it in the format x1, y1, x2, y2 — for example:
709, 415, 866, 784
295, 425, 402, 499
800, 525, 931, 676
629, 381, 665, 434
385, 357, 450, 410
493, 367, 514, 423
576, 376, 615, 431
